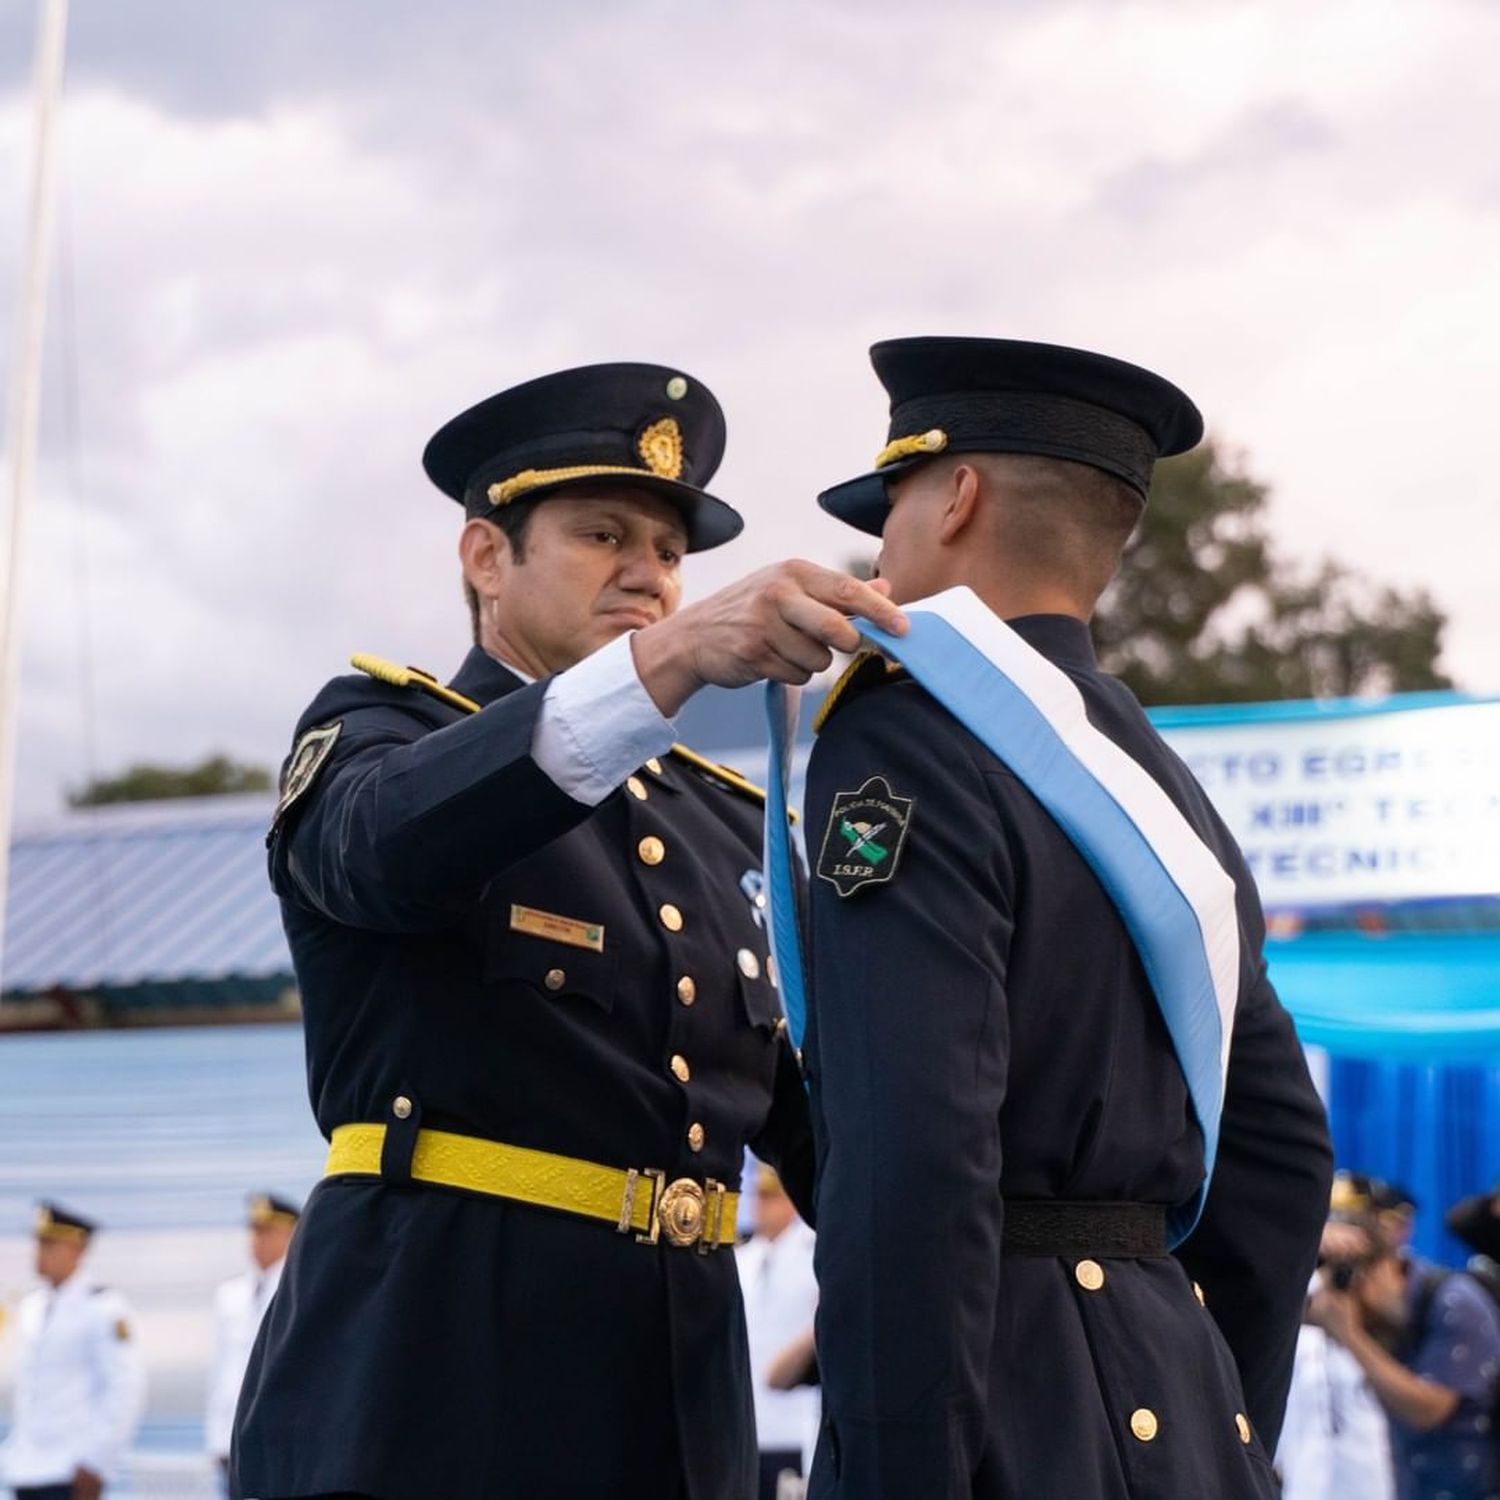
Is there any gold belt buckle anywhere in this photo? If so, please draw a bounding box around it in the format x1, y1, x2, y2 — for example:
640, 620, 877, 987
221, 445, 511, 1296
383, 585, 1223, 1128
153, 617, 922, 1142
657, 1177, 707, 1247
618, 1170, 727, 1251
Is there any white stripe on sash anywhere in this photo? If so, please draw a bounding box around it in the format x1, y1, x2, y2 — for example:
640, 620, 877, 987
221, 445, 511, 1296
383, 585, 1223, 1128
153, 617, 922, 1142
910, 587, 1240, 1082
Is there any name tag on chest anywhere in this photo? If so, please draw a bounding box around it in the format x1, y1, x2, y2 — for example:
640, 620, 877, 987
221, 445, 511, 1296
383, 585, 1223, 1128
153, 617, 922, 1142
509, 904, 605, 953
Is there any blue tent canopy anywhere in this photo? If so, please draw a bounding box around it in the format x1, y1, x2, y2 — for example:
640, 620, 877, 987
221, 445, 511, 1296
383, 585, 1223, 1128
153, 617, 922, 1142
1269, 932, 1500, 1062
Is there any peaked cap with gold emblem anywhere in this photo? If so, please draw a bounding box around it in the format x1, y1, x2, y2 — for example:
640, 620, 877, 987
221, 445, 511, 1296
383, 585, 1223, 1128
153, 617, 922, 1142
819, 337, 1204, 536
35, 1200, 96, 1243
422, 362, 741, 551
248, 1192, 302, 1229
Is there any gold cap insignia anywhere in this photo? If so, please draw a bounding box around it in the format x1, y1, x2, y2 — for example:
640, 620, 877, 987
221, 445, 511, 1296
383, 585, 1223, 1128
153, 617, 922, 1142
638, 418, 684, 480
1330, 1175, 1370, 1213
34, 1206, 89, 1243
874, 427, 948, 469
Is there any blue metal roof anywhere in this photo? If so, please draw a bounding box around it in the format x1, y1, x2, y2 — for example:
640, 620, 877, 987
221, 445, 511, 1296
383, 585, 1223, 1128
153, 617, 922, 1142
2, 794, 291, 997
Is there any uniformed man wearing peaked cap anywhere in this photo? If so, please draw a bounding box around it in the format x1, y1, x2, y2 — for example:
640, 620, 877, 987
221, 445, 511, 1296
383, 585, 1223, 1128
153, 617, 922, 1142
798, 337, 1333, 1498
231, 362, 906, 1499
205, 1195, 300, 1475
245, 1191, 301, 1229
1, 1204, 146, 1500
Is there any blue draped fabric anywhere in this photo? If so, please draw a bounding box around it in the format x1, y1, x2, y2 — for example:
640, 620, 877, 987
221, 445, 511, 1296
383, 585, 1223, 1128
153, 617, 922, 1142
1269, 931, 1500, 1264
1326, 1054, 1500, 1267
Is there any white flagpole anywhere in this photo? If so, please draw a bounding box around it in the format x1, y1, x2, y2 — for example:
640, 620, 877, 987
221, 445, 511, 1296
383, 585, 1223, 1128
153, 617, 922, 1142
0, 0, 70, 996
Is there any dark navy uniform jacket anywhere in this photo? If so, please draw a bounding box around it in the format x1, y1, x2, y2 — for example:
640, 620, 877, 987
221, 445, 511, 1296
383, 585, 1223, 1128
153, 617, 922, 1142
803, 614, 1333, 1500
232, 646, 812, 1500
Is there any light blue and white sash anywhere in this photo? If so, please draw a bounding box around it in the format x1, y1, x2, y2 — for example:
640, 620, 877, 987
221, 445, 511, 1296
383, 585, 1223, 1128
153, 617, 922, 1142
764, 586, 1241, 1244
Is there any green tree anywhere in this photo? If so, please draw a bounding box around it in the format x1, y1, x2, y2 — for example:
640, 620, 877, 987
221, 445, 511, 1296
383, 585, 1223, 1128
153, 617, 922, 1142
68, 754, 273, 807
1093, 439, 1452, 706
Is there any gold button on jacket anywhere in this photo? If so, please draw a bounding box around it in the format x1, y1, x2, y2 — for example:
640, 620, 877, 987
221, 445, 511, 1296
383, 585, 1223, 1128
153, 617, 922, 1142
637, 836, 666, 866
670, 1054, 691, 1083
1130, 1409, 1158, 1443
1074, 1259, 1105, 1292
658, 903, 683, 932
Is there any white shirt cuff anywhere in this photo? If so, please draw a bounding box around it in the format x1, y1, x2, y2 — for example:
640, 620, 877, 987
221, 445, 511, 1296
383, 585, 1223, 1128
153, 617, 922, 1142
533, 633, 677, 805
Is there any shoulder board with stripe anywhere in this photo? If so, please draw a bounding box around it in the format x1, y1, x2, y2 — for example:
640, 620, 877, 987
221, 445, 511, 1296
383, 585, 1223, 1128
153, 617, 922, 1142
351, 654, 790, 818
669, 743, 795, 821
350, 653, 480, 715
814, 650, 905, 733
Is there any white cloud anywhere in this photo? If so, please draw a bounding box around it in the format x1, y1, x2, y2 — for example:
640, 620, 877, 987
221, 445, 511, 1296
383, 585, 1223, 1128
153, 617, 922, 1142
2, 0, 1497, 813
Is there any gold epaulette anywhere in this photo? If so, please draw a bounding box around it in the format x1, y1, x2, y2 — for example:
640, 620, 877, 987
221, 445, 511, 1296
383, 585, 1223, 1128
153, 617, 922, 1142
668, 743, 796, 823
813, 650, 904, 733
350, 654, 481, 715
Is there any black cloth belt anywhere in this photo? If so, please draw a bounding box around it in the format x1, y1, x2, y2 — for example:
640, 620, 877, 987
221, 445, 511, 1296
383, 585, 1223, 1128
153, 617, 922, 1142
1002, 1201, 1169, 1257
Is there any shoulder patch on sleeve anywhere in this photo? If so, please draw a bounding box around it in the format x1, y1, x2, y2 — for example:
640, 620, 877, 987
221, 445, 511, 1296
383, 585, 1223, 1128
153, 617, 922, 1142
272, 721, 343, 830
815, 775, 915, 896
814, 651, 904, 734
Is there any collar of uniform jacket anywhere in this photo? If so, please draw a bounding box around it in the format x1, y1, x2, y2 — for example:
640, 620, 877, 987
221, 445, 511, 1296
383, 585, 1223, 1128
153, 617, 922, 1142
449, 644, 529, 706
1003, 613, 1097, 671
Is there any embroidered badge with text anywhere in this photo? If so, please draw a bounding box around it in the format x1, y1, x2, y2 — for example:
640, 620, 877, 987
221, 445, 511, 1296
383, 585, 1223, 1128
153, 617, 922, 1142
816, 775, 914, 897
271, 722, 343, 830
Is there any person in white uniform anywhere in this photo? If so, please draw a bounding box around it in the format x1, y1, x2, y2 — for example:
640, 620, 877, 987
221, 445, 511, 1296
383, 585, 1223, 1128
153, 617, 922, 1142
0, 1203, 145, 1500
204, 1194, 299, 1480
736, 1164, 820, 1500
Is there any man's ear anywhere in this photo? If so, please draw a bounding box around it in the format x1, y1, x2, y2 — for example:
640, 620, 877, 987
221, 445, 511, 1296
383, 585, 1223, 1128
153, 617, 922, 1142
937, 463, 981, 545
459, 518, 510, 598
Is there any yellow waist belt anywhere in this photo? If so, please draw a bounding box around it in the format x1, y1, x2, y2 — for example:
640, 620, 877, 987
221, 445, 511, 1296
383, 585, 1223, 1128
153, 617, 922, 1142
325, 1123, 739, 1252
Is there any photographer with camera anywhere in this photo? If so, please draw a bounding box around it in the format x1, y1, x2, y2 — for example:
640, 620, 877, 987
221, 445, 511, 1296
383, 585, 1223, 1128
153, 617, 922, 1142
1305, 1213, 1500, 1500
1279, 1213, 1397, 1500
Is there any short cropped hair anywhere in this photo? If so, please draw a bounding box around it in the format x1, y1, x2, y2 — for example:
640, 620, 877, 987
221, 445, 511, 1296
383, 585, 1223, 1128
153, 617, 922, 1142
971, 453, 1144, 603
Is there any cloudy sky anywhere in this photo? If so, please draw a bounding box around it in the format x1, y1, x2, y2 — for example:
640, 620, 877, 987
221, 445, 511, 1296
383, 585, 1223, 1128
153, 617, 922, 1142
2, 0, 1497, 818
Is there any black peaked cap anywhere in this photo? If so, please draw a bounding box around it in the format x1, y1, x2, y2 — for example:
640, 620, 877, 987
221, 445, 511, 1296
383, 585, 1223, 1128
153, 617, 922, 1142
35, 1200, 97, 1240
422, 362, 741, 552
248, 1192, 302, 1226
819, 337, 1204, 536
